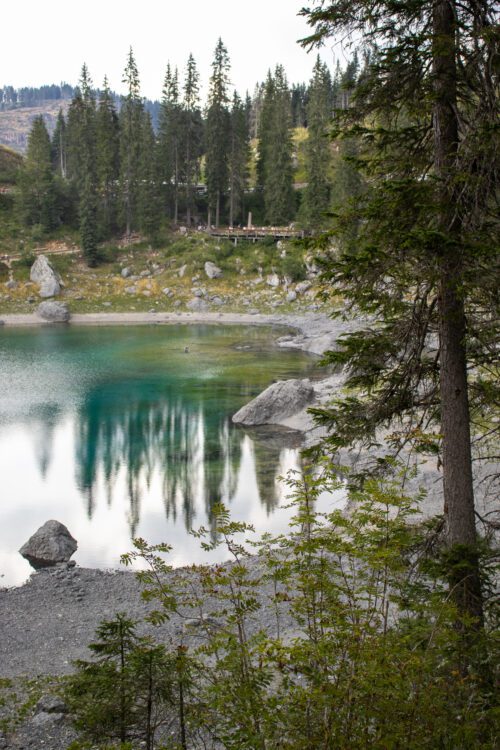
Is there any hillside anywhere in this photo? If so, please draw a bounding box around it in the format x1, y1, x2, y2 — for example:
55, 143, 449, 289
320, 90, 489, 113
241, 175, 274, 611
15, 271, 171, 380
0, 100, 69, 153
0, 143, 23, 183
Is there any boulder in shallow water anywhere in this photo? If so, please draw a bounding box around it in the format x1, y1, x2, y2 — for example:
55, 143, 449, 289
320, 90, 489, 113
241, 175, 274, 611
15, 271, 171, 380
19, 520, 78, 569
232, 378, 315, 426
37, 301, 70, 322
30, 255, 61, 298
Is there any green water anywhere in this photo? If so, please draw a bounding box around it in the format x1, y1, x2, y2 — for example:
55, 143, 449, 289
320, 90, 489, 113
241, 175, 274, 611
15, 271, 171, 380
0, 324, 328, 585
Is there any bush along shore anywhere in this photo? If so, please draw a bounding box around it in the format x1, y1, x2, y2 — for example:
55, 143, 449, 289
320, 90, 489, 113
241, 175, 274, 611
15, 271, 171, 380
0, 467, 498, 749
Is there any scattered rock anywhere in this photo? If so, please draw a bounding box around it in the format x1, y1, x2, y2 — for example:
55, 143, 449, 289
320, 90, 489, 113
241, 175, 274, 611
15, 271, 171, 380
102, 301, 112, 307
210, 296, 224, 306
205, 261, 223, 279
124, 285, 137, 294
121, 267, 131, 278
193, 288, 205, 298
5, 279, 17, 290
178, 264, 187, 278
30, 255, 62, 298
140, 270, 151, 278
266, 273, 280, 288
295, 281, 312, 295
232, 379, 315, 426
286, 291, 297, 303
187, 297, 209, 312
37, 301, 70, 322
162, 287, 172, 296
35, 695, 68, 715
19, 520, 78, 569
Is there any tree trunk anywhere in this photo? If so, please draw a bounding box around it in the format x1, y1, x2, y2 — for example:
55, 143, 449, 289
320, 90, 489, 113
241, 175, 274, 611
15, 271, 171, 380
215, 190, 220, 228
433, 0, 483, 625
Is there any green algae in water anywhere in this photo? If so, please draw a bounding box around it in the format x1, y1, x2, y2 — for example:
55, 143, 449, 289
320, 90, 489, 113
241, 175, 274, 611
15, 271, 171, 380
0, 324, 333, 586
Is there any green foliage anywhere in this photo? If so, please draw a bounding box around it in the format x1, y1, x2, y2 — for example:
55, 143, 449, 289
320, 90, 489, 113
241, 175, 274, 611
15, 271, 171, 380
16, 116, 59, 232
112, 465, 499, 749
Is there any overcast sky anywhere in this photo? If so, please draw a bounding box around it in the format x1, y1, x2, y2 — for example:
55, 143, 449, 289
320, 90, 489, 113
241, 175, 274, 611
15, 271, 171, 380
0, 0, 348, 100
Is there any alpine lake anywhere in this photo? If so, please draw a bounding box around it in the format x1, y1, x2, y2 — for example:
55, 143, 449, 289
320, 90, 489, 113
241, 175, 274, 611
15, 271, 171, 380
0, 323, 344, 586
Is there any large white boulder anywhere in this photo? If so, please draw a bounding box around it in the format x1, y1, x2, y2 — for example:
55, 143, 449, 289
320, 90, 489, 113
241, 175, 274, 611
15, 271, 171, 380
30, 255, 61, 298
37, 301, 70, 322
232, 378, 315, 426
205, 261, 223, 279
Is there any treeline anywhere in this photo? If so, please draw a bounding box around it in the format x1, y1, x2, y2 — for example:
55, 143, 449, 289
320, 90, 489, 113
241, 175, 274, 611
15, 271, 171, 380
15, 42, 361, 264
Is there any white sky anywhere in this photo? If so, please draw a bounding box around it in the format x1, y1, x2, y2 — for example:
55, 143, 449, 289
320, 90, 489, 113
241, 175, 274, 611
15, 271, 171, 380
0, 0, 346, 101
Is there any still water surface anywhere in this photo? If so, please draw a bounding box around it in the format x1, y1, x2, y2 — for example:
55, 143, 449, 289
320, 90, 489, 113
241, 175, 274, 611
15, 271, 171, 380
0, 324, 342, 586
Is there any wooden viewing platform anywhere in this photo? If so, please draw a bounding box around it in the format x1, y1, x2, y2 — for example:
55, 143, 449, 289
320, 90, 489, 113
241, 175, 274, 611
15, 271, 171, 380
206, 226, 306, 244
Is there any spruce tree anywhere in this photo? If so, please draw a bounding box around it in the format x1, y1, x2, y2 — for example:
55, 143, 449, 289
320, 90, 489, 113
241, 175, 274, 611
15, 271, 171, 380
17, 115, 57, 231
158, 64, 182, 222
78, 64, 98, 265
228, 91, 250, 227
300, 56, 333, 228
301, 0, 499, 626
51, 108, 67, 179
257, 65, 295, 225
181, 54, 202, 227
96, 76, 120, 238
120, 47, 143, 236
205, 38, 231, 227
138, 111, 162, 240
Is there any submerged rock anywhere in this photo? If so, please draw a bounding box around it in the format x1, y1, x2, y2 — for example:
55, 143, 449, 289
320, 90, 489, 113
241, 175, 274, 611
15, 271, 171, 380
30, 255, 61, 298
37, 301, 70, 322
232, 378, 315, 426
19, 520, 78, 569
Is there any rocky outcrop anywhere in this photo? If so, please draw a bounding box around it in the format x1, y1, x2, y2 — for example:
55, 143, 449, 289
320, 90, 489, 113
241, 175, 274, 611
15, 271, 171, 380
30, 255, 61, 298
232, 378, 315, 426
19, 520, 78, 569
37, 301, 70, 322
204, 261, 223, 279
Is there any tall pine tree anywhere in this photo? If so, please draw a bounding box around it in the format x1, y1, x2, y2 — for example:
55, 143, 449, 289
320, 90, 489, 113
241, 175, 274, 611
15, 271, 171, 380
228, 91, 250, 227
181, 54, 202, 227
158, 64, 182, 223
120, 47, 143, 236
96, 76, 120, 238
17, 115, 58, 231
205, 38, 231, 227
300, 56, 333, 228
257, 66, 295, 225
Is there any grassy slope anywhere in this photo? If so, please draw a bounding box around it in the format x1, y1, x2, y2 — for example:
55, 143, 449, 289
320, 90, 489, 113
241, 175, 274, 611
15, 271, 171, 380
0, 231, 327, 315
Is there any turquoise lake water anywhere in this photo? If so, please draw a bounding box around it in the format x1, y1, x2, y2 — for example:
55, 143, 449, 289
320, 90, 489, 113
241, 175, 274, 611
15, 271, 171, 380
0, 324, 342, 586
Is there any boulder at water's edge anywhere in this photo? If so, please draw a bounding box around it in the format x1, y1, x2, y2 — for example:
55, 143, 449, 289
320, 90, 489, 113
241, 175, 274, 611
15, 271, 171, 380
232, 378, 315, 426
19, 520, 78, 569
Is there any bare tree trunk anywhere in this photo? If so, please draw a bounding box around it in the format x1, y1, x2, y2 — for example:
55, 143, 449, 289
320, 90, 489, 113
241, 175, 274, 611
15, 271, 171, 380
433, 0, 483, 625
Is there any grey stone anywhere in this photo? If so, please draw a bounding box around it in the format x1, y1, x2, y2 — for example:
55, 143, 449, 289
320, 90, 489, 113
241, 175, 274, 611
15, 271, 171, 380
162, 287, 171, 296
19, 520, 78, 569
204, 261, 223, 279
140, 270, 151, 278
210, 296, 224, 305
125, 285, 137, 294
193, 288, 204, 298
295, 281, 311, 295
232, 379, 315, 426
5, 279, 17, 290
187, 297, 209, 312
30, 255, 61, 298
121, 267, 131, 278
266, 273, 280, 288
178, 264, 187, 278
35, 695, 68, 715
37, 301, 70, 322
286, 291, 297, 303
